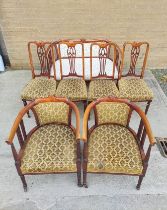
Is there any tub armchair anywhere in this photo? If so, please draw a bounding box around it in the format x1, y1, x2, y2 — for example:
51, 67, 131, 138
6, 97, 81, 191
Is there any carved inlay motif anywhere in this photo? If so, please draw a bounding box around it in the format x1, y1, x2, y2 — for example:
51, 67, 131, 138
98, 47, 107, 76
67, 46, 77, 75
128, 46, 140, 75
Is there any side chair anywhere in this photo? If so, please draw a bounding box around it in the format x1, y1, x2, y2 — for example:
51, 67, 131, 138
87, 42, 122, 101
118, 42, 154, 141
118, 42, 153, 113
54, 40, 88, 110
21, 41, 58, 117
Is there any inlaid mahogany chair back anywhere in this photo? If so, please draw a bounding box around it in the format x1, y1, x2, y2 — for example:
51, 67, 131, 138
6, 97, 81, 191
28, 41, 58, 79
58, 40, 85, 79
50, 39, 111, 80
82, 97, 155, 189
80, 39, 110, 59
114, 43, 123, 80
90, 40, 123, 79
21, 42, 58, 117
119, 41, 149, 79
90, 42, 117, 80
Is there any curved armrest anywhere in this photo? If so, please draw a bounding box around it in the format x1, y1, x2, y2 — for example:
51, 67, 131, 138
83, 97, 155, 146
132, 105, 155, 146
83, 101, 96, 142
6, 101, 36, 145
7, 97, 81, 145
66, 100, 80, 140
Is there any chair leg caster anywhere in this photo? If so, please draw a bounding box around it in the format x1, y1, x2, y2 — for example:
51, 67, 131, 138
20, 175, 27, 192
77, 182, 83, 187
136, 175, 144, 190
23, 185, 28, 192
136, 185, 140, 190
77, 171, 82, 187
83, 183, 88, 188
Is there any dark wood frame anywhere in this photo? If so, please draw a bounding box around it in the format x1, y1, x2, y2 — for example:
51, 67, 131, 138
82, 97, 155, 189
6, 97, 81, 191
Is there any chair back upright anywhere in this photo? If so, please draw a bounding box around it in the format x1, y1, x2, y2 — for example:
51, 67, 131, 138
120, 42, 149, 79
58, 40, 85, 80
90, 42, 122, 80
28, 41, 57, 79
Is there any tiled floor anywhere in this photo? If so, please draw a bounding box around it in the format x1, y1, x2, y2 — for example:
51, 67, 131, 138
0, 70, 167, 210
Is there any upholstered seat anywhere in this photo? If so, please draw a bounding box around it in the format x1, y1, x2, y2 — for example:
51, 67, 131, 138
87, 124, 143, 174
55, 78, 87, 101
118, 78, 153, 102
21, 77, 57, 101
88, 79, 120, 101
21, 124, 76, 174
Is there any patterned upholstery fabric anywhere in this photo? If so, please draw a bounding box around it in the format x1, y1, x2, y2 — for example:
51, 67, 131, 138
88, 124, 143, 174
96, 102, 130, 126
55, 78, 87, 101
21, 77, 57, 101
21, 124, 77, 174
34, 102, 69, 125
88, 79, 120, 101
118, 78, 153, 102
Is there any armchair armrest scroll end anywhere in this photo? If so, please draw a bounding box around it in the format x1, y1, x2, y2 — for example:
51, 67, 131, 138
82, 134, 88, 142
6, 139, 12, 145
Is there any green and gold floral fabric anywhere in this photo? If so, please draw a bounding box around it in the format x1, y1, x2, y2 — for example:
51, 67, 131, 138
21, 77, 57, 100
55, 78, 87, 101
87, 124, 143, 174
34, 102, 69, 125
118, 78, 153, 102
21, 124, 77, 174
88, 79, 120, 101
96, 102, 130, 126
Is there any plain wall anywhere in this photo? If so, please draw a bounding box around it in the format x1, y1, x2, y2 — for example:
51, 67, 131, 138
1, 0, 167, 69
